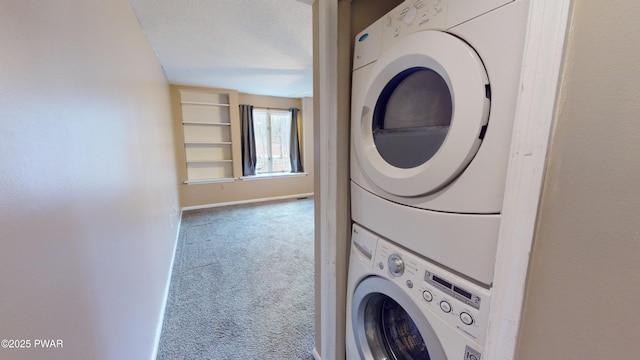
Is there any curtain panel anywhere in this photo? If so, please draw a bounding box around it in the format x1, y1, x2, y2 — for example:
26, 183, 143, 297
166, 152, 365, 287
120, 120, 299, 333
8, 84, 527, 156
289, 108, 303, 173
240, 104, 257, 176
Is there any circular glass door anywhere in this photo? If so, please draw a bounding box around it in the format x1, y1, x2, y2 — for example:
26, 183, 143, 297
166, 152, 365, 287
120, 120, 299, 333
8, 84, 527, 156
364, 293, 430, 359
373, 67, 453, 170
352, 277, 447, 360
352, 30, 490, 197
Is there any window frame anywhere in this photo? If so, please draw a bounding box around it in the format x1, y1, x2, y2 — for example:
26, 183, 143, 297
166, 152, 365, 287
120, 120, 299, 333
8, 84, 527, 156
252, 107, 295, 175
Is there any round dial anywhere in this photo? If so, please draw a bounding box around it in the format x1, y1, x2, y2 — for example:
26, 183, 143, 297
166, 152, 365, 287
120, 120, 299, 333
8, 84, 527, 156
404, 6, 417, 25
388, 254, 405, 277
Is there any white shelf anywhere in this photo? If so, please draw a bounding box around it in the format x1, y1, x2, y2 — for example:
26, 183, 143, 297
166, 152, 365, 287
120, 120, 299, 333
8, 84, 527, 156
183, 177, 236, 185
186, 160, 233, 164
182, 121, 230, 126
184, 141, 232, 145
180, 88, 237, 183
180, 101, 230, 107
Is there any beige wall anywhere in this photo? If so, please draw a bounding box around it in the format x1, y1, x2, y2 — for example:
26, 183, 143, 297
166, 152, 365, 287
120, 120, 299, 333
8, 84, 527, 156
350, 0, 401, 38
517, 1, 640, 358
0, 1, 180, 360
172, 85, 314, 208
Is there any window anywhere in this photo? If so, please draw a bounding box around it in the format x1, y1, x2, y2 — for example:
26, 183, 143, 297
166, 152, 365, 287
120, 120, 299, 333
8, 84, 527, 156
252, 108, 294, 174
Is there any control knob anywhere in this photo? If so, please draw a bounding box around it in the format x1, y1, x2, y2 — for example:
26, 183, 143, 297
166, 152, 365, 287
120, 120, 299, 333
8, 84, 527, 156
404, 6, 417, 25
388, 254, 404, 277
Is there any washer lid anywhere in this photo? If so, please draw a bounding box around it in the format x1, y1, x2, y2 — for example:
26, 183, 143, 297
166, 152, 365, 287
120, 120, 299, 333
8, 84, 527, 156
353, 30, 490, 197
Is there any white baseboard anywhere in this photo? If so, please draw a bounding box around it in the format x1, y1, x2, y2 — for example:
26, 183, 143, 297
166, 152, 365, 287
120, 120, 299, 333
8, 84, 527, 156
150, 210, 183, 360
312, 347, 322, 360
182, 193, 315, 211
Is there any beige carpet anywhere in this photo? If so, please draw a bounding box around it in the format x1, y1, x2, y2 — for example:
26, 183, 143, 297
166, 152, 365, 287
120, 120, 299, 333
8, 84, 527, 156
156, 198, 315, 360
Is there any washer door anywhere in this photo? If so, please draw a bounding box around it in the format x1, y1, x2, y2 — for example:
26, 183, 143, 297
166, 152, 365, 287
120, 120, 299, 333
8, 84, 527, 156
353, 30, 490, 197
352, 276, 447, 360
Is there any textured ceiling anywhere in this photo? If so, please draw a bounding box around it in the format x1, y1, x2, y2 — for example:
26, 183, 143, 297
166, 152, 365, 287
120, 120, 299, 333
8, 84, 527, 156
129, 0, 313, 98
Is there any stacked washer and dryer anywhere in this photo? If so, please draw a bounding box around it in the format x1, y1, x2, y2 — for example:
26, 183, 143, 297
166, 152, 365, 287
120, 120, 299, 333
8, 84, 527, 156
347, 1, 530, 359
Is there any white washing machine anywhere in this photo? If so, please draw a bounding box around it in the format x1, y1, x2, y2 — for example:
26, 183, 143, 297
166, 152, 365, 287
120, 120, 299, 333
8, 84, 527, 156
350, 0, 530, 285
346, 224, 490, 360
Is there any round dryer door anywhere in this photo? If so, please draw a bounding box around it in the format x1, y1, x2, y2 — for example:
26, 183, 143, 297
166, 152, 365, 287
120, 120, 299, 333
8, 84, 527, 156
351, 276, 447, 360
353, 30, 490, 197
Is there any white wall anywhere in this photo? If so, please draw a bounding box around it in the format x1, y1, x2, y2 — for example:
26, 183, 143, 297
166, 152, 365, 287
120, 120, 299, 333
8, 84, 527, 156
0, 1, 180, 359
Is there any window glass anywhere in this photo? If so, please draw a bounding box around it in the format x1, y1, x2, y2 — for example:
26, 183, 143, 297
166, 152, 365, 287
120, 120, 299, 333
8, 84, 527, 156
373, 67, 452, 169
252, 109, 292, 174
253, 110, 270, 173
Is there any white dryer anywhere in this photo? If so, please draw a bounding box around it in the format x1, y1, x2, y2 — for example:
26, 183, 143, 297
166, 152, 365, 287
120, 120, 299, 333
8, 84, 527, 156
350, 0, 530, 285
346, 224, 490, 360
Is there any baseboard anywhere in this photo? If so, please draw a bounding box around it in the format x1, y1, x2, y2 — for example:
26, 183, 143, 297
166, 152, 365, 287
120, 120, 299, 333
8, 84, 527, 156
182, 192, 315, 211
312, 347, 322, 360
150, 210, 183, 360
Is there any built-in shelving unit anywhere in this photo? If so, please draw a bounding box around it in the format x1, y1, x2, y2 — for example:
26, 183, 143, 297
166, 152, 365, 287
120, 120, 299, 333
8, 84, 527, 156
179, 89, 241, 184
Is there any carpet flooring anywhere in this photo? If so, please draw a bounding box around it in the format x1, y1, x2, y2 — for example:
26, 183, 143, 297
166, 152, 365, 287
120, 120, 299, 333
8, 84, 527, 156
156, 198, 315, 360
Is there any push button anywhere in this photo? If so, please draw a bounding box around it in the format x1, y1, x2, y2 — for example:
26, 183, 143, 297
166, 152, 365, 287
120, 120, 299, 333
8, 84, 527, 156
422, 290, 433, 302
439, 301, 452, 313
460, 312, 474, 325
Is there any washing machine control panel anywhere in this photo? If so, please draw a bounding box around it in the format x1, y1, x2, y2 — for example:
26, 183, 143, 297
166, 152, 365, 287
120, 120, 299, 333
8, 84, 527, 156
379, 0, 517, 40
353, 0, 449, 70
374, 240, 491, 344
354, 0, 514, 63
425, 270, 482, 310
380, 0, 449, 49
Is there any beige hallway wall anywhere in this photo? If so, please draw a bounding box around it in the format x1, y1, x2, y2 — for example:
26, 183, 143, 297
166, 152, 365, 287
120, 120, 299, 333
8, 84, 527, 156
0, 1, 180, 359
517, 1, 640, 358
